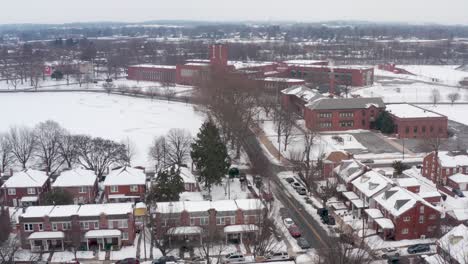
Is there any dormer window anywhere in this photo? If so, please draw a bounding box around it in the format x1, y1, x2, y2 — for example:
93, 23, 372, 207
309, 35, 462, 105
368, 182, 379, 190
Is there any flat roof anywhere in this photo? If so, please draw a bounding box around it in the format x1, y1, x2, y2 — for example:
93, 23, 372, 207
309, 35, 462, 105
130, 64, 176, 69
85, 229, 121, 238
386, 104, 445, 119
28, 231, 65, 240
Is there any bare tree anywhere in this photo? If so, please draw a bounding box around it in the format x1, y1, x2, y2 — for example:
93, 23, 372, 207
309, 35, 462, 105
0, 134, 14, 173
7, 126, 36, 169
34, 120, 67, 175
447, 92, 460, 105
166, 128, 192, 166
0, 236, 19, 264
317, 236, 373, 264
430, 89, 441, 106
274, 107, 295, 152
103, 82, 115, 94
58, 134, 79, 169
163, 87, 176, 102
117, 84, 129, 94
197, 225, 227, 264
149, 136, 170, 173
121, 137, 136, 166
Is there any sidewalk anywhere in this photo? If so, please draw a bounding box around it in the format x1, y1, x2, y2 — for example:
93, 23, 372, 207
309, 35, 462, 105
251, 125, 292, 166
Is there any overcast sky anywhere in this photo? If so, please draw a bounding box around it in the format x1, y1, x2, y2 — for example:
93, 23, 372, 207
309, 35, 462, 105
1, 0, 467, 25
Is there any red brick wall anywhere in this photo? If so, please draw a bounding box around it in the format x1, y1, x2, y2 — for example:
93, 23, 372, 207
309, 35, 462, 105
127, 66, 176, 83
393, 117, 448, 139
104, 185, 145, 201
54, 182, 98, 204
392, 202, 440, 240
2, 180, 51, 207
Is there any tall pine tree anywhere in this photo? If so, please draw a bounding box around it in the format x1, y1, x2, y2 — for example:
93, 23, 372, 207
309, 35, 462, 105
191, 120, 230, 194
147, 166, 185, 202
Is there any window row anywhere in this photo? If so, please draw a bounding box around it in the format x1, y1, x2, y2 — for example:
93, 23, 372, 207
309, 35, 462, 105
110, 185, 139, 193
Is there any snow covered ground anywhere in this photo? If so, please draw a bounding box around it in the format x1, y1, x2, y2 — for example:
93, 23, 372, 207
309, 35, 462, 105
0, 92, 205, 167
398, 65, 468, 86
417, 104, 468, 125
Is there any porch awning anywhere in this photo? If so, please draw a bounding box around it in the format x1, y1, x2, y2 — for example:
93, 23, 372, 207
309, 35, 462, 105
28, 231, 65, 240
336, 184, 347, 193
350, 198, 366, 208
374, 218, 395, 230
85, 229, 121, 238
167, 226, 203, 236
342, 191, 359, 201
20, 196, 38, 202
108, 194, 140, 199
364, 208, 384, 219
224, 224, 259, 234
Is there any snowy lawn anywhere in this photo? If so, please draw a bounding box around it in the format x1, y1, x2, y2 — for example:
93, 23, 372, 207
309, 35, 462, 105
0, 92, 205, 167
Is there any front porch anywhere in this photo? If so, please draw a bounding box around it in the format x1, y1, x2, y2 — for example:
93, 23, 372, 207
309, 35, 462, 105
166, 226, 203, 246
223, 224, 259, 244
20, 196, 39, 207
108, 194, 142, 203
84, 229, 122, 251
28, 231, 65, 252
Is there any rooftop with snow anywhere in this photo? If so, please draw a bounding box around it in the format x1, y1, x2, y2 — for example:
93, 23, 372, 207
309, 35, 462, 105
386, 104, 445, 119
52, 168, 97, 187
21, 203, 134, 218
1, 169, 48, 188
103, 167, 146, 186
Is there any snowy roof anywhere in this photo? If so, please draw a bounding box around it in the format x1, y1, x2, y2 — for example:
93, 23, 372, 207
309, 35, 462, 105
155, 199, 262, 214
448, 209, 468, 221
386, 104, 444, 119
84, 229, 121, 238
374, 218, 395, 229
28, 231, 64, 240
342, 191, 359, 200
52, 169, 97, 187
2, 169, 48, 188
224, 224, 259, 233
334, 159, 366, 184
281, 85, 323, 103
306, 97, 385, 111
22, 206, 56, 218
373, 187, 418, 217
364, 208, 384, 219
184, 62, 210, 67
77, 203, 134, 216
22, 203, 134, 219
350, 198, 366, 208
437, 151, 468, 168
227, 60, 276, 70
263, 77, 305, 83
103, 167, 146, 186
283, 59, 328, 65
437, 224, 468, 264
396, 177, 420, 188
167, 226, 203, 235
449, 173, 468, 183
351, 170, 393, 198
20, 196, 38, 202
130, 64, 176, 69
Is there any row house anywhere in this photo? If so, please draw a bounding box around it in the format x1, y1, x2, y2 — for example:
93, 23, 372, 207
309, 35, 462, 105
422, 151, 468, 185
304, 97, 385, 131
367, 187, 441, 241
448, 173, 468, 191
280, 86, 323, 116
425, 224, 468, 264
153, 199, 265, 244
52, 169, 98, 204
322, 151, 353, 179
1, 169, 50, 207
18, 203, 136, 252
386, 104, 448, 139
103, 167, 146, 203
334, 159, 368, 190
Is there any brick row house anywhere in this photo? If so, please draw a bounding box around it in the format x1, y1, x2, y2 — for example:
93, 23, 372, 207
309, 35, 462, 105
103, 167, 146, 203
280, 86, 323, 116
153, 199, 265, 244
304, 97, 385, 131
422, 150, 468, 185
18, 203, 136, 252
1, 169, 50, 207
52, 169, 98, 204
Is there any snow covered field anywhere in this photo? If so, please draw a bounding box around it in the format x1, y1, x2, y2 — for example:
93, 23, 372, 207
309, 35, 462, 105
417, 104, 468, 125
0, 92, 205, 167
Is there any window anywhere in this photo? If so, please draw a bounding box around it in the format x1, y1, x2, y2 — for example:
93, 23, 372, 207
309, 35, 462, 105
429, 214, 436, 220
94, 222, 99, 229
24, 224, 33, 232
420, 206, 425, 214
62, 222, 71, 230
361, 120, 366, 126
190, 218, 195, 226
130, 185, 138, 192
52, 223, 58, 231
319, 122, 332, 128
227, 216, 235, 224
38, 223, 43, 231
318, 112, 332, 118
405, 127, 410, 134
200, 217, 208, 226
362, 110, 366, 116
110, 219, 128, 228
122, 232, 129, 240
79, 186, 86, 193
110, 186, 118, 193
402, 228, 409, 234
414, 126, 418, 133
7, 188, 16, 195
339, 121, 354, 127
27, 188, 36, 195
80, 221, 90, 230
403, 216, 411, 222
430, 126, 434, 132
216, 217, 225, 225
422, 126, 426, 133
339, 112, 354, 118
419, 215, 424, 223
428, 226, 437, 232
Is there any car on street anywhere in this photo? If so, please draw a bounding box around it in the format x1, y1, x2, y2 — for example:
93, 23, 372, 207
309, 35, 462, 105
362, 159, 374, 164
296, 237, 311, 249
296, 187, 307, 195
407, 244, 430, 254
291, 182, 302, 189
117, 258, 140, 264
288, 225, 301, 237
453, 188, 465, 197
387, 256, 400, 263
222, 252, 245, 263
285, 177, 295, 183
283, 218, 295, 228
378, 247, 400, 259
266, 251, 289, 260
304, 197, 313, 204
152, 256, 177, 264
321, 215, 335, 225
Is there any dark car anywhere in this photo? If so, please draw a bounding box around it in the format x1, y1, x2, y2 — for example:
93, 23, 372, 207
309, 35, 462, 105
297, 237, 311, 249
387, 256, 400, 264
453, 188, 465, 197
285, 177, 295, 183
116, 258, 140, 264
407, 244, 430, 254
317, 208, 328, 218
322, 215, 335, 225
362, 159, 374, 164
152, 256, 177, 264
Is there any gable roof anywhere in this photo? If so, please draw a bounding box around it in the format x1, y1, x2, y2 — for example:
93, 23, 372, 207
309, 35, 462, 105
437, 151, 468, 167
52, 169, 97, 187
352, 170, 393, 198
306, 97, 385, 111
281, 85, 323, 103
2, 169, 48, 188
103, 167, 146, 186
437, 224, 468, 264
334, 159, 366, 184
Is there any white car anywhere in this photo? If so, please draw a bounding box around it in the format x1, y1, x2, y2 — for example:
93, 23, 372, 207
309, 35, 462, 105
378, 247, 400, 259
266, 251, 289, 260
283, 218, 294, 228
222, 253, 245, 263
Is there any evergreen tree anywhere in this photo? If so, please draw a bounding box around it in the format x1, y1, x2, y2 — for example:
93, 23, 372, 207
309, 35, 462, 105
375, 110, 396, 134
43, 189, 74, 205
191, 120, 230, 194
146, 166, 185, 202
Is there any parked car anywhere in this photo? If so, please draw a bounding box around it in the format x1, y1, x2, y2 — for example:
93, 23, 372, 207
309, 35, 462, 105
362, 159, 374, 164
117, 258, 140, 264
291, 182, 302, 189
288, 225, 301, 237
285, 177, 295, 183
296, 237, 311, 249
321, 215, 335, 225
304, 197, 313, 204
152, 256, 176, 264
378, 247, 400, 259
317, 208, 328, 218
266, 251, 289, 260
387, 256, 400, 264
407, 244, 430, 254
296, 187, 307, 195
222, 253, 245, 263
453, 188, 465, 197
283, 218, 295, 228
